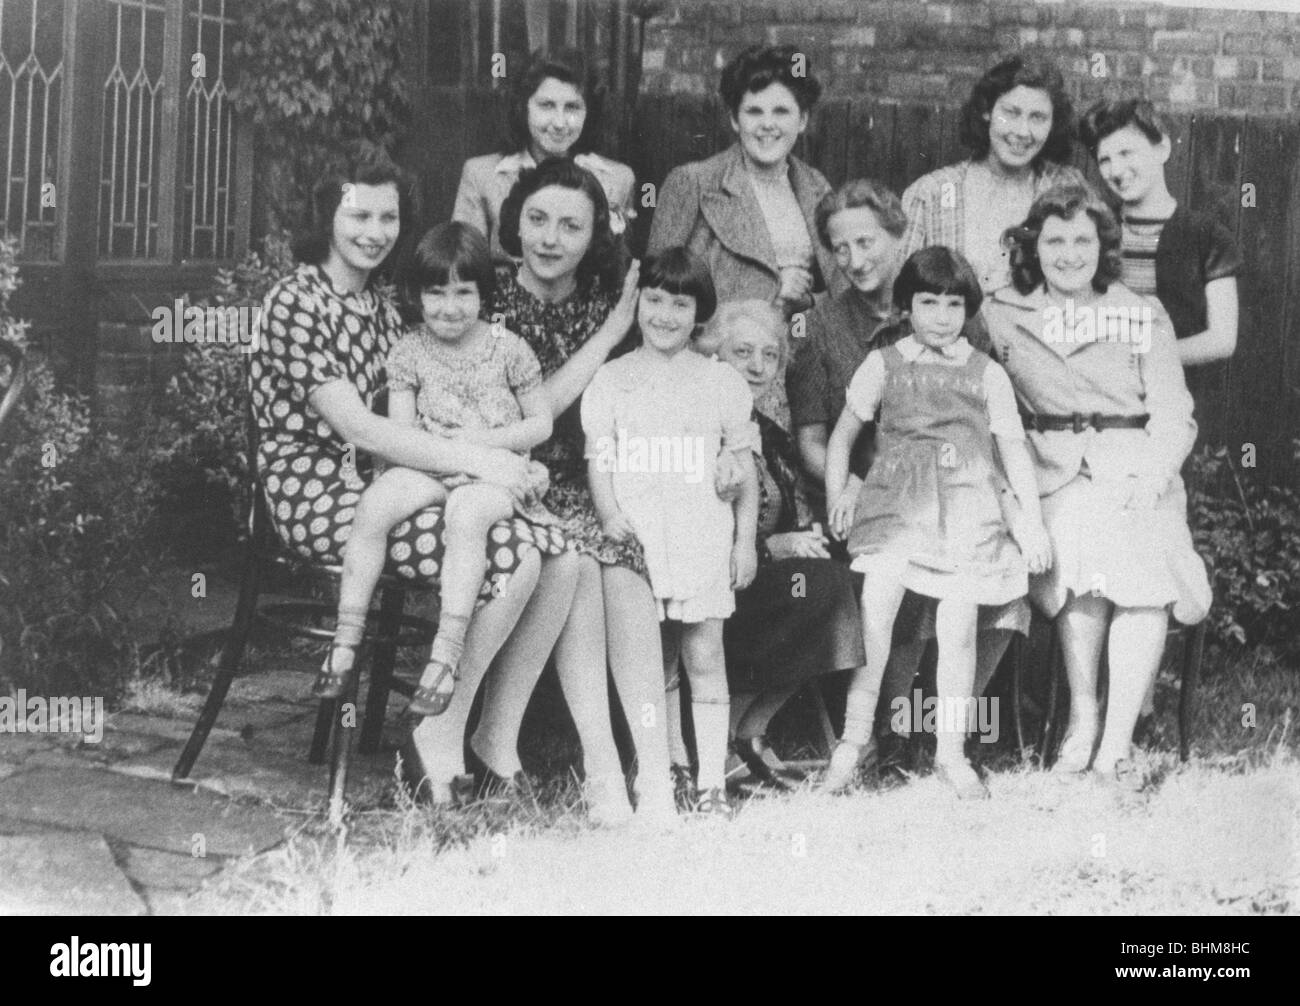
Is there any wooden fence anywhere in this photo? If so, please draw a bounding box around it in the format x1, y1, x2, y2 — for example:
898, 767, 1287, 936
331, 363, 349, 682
406, 86, 1300, 486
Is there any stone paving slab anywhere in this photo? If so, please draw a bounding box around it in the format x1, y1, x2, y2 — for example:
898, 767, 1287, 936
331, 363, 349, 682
0, 833, 145, 915
0, 766, 292, 857
124, 845, 224, 890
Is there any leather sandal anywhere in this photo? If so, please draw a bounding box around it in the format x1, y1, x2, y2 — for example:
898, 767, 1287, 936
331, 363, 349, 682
406, 658, 459, 718
312, 641, 360, 699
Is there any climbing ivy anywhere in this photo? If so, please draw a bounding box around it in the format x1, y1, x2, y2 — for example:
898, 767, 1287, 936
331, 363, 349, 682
230, 0, 412, 233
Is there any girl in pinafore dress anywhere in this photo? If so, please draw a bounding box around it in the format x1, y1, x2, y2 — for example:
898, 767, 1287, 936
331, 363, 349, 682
317, 222, 563, 717
826, 247, 1052, 797
581, 249, 760, 817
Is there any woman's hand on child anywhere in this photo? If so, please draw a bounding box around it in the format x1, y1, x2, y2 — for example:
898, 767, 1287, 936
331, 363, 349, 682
601, 511, 638, 543
606, 259, 641, 340
713, 449, 744, 501
828, 489, 857, 541
731, 541, 758, 590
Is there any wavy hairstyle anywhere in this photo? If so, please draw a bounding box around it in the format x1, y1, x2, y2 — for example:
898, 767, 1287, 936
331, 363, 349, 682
814, 177, 907, 249
506, 48, 602, 156
959, 55, 1076, 168
294, 144, 414, 271
719, 44, 822, 117
1078, 97, 1169, 154
1004, 183, 1124, 295
498, 157, 623, 293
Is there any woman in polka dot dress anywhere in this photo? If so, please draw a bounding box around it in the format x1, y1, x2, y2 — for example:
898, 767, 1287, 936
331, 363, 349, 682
250, 151, 571, 804
314, 218, 567, 719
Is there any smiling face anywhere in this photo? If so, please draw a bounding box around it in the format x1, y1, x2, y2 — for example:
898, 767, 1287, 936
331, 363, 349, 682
985, 85, 1053, 172
527, 76, 587, 160
731, 82, 808, 169
1095, 124, 1170, 206
827, 206, 903, 296
637, 286, 697, 357
327, 182, 400, 279
717, 322, 783, 397
518, 184, 594, 288
1037, 211, 1101, 297
420, 277, 481, 344
908, 291, 968, 351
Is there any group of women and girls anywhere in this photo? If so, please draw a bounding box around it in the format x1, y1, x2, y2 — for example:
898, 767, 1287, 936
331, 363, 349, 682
250, 41, 1240, 824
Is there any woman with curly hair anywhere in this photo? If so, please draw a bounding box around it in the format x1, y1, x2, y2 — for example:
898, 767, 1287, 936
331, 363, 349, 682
902, 55, 1091, 294
647, 43, 843, 428
983, 183, 1211, 783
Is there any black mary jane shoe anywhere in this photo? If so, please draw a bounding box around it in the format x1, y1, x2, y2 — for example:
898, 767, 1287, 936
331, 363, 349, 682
733, 736, 800, 791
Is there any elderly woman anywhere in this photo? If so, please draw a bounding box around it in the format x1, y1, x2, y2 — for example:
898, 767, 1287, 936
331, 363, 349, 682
983, 184, 1211, 781
662, 300, 867, 792
648, 43, 844, 429
902, 55, 1089, 294
453, 47, 636, 265
250, 148, 592, 809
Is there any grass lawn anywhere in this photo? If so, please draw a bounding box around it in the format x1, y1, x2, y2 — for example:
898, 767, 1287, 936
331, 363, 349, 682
185, 644, 1299, 915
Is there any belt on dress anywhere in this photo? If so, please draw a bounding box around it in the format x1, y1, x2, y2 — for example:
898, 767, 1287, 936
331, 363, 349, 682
1020, 412, 1150, 433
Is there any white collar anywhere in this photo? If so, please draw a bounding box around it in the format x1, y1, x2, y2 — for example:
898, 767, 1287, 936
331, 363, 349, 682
895, 333, 972, 362
496, 150, 611, 175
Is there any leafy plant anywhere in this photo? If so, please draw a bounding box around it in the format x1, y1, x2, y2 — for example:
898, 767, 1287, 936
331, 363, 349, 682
1189, 442, 1300, 655
230, 0, 411, 234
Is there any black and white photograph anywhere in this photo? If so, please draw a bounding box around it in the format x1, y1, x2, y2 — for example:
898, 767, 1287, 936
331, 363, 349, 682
0, 0, 1295, 930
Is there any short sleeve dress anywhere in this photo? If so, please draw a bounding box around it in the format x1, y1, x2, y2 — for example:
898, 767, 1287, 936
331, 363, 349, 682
385, 325, 558, 523
488, 271, 647, 576
249, 264, 566, 601
581, 348, 759, 621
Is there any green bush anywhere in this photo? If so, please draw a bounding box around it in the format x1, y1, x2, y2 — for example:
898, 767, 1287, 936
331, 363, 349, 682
1189, 442, 1300, 656
0, 238, 165, 698
151, 234, 295, 557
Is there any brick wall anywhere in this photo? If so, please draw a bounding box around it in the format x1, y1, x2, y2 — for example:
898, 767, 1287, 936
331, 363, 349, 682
640, 0, 1300, 114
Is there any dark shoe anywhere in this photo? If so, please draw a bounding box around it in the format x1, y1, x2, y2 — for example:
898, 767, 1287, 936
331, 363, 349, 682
406, 658, 459, 718
313, 641, 360, 699
694, 786, 733, 819
732, 736, 797, 790
670, 763, 696, 811
396, 736, 439, 806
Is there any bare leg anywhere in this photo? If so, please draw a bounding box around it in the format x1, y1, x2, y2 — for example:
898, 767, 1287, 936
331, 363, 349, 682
1055, 592, 1110, 770
407, 549, 540, 802
823, 569, 907, 791
325, 469, 446, 691
471, 550, 580, 776
407, 484, 516, 714
603, 566, 673, 804
662, 626, 691, 767
933, 599, 979, 767
1094, 606, 1167, 772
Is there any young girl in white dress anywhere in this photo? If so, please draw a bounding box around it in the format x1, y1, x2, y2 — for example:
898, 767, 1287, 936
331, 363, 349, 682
582, 248, 760, 817
825, 247, 1052, 797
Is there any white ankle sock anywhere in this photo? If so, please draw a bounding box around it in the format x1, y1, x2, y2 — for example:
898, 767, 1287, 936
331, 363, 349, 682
692, 701, 730, 791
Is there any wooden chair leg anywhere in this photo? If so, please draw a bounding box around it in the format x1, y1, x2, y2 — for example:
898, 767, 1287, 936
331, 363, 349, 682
172, 547, 262, 782
360, 586, 405, 755
1178, 621, 1206, 762
309, 700, 334, 765
328, 670, 361, 826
